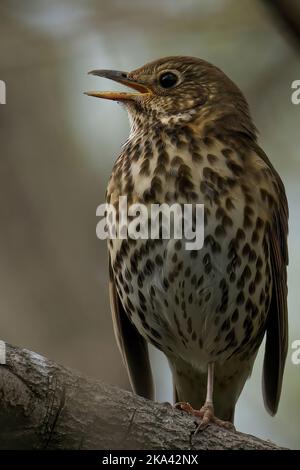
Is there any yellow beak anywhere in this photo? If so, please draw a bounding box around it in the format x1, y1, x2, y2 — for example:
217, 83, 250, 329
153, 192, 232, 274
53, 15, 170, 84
85, 69, 151, 101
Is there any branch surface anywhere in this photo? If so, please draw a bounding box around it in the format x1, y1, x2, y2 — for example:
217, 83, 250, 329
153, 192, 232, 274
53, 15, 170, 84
0, 343, 286, 450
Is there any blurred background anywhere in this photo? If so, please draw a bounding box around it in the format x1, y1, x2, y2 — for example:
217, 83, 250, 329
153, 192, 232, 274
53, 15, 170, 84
0, 0, 300, 449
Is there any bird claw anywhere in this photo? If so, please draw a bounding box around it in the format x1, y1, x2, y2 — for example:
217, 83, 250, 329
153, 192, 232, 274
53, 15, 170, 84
174, 401, 195, 413
175, 401, 235, 433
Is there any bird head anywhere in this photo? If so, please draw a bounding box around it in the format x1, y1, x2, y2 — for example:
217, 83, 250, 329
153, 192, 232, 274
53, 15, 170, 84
86, 56, 255, 137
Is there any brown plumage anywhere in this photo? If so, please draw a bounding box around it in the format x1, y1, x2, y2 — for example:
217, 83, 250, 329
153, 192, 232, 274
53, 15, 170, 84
87, 56, 288, 426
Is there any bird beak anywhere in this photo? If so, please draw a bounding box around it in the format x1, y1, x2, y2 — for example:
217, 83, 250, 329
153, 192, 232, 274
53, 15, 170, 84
85, 69, 151, 101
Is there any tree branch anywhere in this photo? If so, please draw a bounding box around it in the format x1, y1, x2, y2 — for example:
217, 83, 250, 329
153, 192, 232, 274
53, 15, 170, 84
0, 342, 286, 450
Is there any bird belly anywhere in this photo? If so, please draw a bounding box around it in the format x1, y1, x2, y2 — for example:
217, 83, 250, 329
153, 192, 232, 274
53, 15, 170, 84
110, 222, 270, 374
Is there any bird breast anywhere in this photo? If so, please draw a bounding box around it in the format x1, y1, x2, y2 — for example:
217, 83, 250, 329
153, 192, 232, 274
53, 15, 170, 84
107, 124, 275, 371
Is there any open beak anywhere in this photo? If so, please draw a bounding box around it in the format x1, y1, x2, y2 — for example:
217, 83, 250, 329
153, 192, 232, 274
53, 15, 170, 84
85, 69, 151, 101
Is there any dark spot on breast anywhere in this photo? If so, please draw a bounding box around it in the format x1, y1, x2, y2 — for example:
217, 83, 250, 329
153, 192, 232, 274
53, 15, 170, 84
227, 253, 241, 275
249, 282, 256, 295
255, 271, 262, 284
225, 329, 236, 345
137, 272, 145, 288
242, 265, 252, 280
237, 277, 245, 290
221, 319, 231, 332
237, 291, 245, 305
125, 269, 132, 282
200, 181, 219, 201
221, 148, 233, 159
256, 256, 263, 270
245, 193, 254, 205
259, 289, 266, 305
236, 228, 246, 242
145, 259, 155, 276
185, 267, 191, 278
226, 160, 243, 176
139, 158, 150, 176
155, 254, 163, 266
143, 187, 156, 203
157, 147, 169, 166
242, 243, 251, 257
243, 214, 253, 229
260, 188, 268, 202
226, 177, 237, 188
245, 299, 254, 313
223, 215, 233, 227
154, 163, 167, 176
171, 156, 184, 166
219, 278, 228, 290
249, 250, 257, 263
151, 176, 162, 193
172, 253, 178, 263
203, 136, 213, 146
216, 207, 226, 220
251, 230, 259, 244
175, 240, 182, 251
207, 153, 218, 165
251, 306, 259, 319
256, 217, 264, 230
138, 290, 146, 305
231, 308, 239, 323
215, 225, 226, 238
192, 152, 203, 163
214, 333, 221, 343
226, 198, 235, 211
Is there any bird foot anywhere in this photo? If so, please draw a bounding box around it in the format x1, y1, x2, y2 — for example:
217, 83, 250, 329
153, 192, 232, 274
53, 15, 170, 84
175, 401, 235, 433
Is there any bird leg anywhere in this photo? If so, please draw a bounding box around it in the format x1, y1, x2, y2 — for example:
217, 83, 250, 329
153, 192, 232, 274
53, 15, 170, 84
175, 362, 235, 432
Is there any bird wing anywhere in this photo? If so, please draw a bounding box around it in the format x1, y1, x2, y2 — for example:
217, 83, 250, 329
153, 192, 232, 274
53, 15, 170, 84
108, 253, 154, 399
262, 174, 289, 415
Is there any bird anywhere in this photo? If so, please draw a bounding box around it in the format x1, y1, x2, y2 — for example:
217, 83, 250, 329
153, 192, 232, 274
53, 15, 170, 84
86, 56, 289, 428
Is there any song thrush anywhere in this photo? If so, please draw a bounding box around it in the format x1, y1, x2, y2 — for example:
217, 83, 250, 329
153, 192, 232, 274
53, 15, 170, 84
86, 56, 288, 427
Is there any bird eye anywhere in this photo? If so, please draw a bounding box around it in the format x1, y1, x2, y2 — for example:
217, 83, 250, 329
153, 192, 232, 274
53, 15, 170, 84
158, 72, 178, 89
